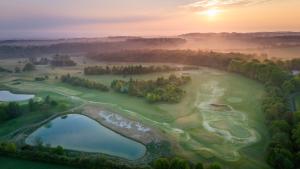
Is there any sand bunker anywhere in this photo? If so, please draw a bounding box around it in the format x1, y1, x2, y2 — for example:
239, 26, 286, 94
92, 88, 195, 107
99, 111, 151, 132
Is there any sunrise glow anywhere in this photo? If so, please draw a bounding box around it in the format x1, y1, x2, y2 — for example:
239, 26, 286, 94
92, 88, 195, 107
203, 8, 221, 17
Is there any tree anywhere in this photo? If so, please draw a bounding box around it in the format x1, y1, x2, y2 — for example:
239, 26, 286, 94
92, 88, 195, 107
294, 111, 300, 124
14, 67, 21, 73
23, 62, 35, 72
269, 120, 291, 135
170, 158, 190, 169
282, 80, 295, 95
207, 163, 221, 169
271, 132, 292, 149
44, 96, 51, 105
267, 146, 294, 169
153, 158, 170, 169
6, 102, 21, 119
2, 142, 17, 153
195, 162, 204, 169
52, 145, 64, 155
292, 123, 300, 150
28, 99, 35, 111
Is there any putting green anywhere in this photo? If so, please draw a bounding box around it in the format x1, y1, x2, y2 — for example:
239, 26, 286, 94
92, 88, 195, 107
0, 63, 269, 169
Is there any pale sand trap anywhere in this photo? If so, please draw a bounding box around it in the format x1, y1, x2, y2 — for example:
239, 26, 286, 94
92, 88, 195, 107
83, 106, 164, 144
99, 111, 151, 132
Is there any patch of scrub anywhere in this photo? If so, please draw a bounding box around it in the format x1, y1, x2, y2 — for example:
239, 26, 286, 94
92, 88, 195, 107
0, 90, 34, 102
26, 114, 146, 160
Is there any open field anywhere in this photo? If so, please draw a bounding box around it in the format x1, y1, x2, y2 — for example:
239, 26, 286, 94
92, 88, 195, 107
0, 58, 269, 169
0, 156, 76, 169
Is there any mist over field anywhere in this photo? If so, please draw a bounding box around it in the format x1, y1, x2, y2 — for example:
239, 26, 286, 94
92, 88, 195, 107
1, 32, 300, 60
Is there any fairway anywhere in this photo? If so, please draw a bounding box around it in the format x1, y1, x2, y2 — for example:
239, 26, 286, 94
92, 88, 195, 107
0, 62, 269, 169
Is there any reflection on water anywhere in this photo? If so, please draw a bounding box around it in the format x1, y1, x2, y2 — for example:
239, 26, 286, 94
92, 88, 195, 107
26, 114, 146, 160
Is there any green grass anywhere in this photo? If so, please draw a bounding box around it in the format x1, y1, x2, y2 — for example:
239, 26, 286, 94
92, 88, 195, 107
0, 60, 270, 169
0, 156, 76, 169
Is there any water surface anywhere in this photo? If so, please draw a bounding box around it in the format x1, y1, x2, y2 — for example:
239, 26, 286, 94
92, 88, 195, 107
0, 90, 34, 102
25, 114, 146, 160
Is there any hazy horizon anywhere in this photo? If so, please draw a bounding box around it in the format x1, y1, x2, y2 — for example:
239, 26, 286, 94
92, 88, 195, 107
1, 0, 300, 39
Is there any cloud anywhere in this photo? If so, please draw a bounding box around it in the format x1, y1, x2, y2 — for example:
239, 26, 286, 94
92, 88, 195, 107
0, 15, 159, 30
183, 0, 272, 12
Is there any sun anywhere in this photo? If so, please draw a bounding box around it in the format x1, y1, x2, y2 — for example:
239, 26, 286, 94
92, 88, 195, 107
204, 8, 221, 17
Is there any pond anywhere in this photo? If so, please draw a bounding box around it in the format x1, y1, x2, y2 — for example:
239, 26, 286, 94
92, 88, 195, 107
25, 114, 146, 160
0, 90, 34, 102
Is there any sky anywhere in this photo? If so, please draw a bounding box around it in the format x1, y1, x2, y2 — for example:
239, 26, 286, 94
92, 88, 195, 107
0, 0, 300, 39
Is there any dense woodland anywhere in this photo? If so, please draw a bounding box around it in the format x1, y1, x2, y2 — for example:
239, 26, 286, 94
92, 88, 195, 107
61, 74, 109, 92
111, 75, 191, 103
84, 65, 192, 75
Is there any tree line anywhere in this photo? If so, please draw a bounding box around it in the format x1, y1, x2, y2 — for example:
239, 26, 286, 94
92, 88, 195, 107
84, 65, 192, 75
50, 55, 76, 67
111, 75, 191, 103
87, 49, 251, 70
0, 142, 222, 169
61, 74, 109, 92
61, 74, 191, 103
8, 62, 36, 73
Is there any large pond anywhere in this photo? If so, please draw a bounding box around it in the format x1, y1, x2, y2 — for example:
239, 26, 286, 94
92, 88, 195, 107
25, 114, 146, 160
0, 90, 34, 102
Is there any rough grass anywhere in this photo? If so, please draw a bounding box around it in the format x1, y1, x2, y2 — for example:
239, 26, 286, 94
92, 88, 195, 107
0, 59, 270, 169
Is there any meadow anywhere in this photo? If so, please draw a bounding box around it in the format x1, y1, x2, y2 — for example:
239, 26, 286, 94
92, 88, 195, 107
0, 58, 269, 169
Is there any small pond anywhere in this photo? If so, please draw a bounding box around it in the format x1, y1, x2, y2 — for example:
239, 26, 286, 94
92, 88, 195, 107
0, 90, 34, 102
25, 114, 146, 160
